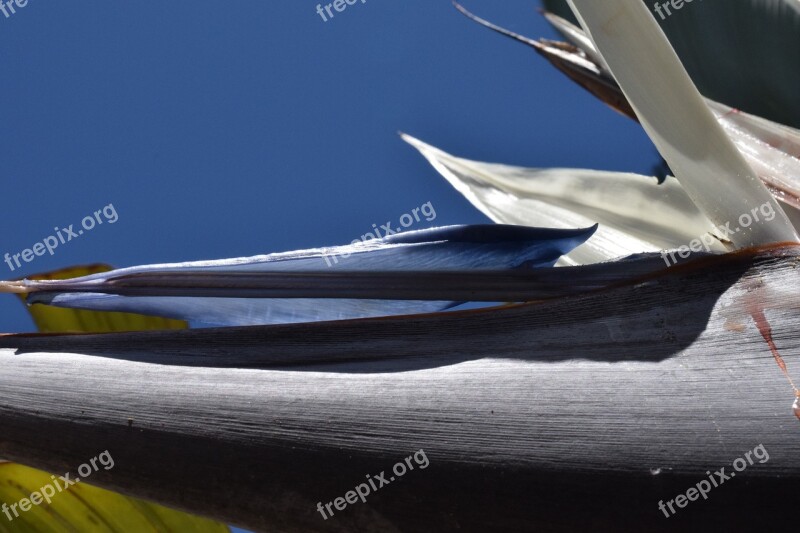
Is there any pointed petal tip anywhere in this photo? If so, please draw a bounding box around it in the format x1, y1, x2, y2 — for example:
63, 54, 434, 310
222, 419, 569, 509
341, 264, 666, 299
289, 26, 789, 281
401, 133, 448, 158
400, 131, 423, 148
541, 10, 563, 24
401, 133, 448, 163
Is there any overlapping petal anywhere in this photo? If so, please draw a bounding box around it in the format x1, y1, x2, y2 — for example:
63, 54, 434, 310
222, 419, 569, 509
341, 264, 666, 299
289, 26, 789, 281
4, 225, 596, 326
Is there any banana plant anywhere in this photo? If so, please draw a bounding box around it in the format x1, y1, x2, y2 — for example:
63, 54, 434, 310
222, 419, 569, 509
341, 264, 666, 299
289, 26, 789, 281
1, 1, 799, 531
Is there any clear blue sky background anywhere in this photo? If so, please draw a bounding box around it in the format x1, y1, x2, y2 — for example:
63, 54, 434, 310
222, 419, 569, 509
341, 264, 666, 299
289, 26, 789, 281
0, 1, 656, 529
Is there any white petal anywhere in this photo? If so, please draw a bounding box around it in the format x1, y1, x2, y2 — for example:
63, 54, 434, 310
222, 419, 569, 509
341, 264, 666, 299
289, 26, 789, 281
566, 0, 798, 248
542, 12, 800, 211
708, 100, 800, 210
402, 134, 726, 265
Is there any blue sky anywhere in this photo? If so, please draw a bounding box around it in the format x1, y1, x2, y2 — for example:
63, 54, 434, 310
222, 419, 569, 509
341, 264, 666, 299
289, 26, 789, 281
0, 0, 655, 331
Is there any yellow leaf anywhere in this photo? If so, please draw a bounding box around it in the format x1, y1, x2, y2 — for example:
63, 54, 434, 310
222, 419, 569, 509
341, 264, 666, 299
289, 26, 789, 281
0, 463, 229, 533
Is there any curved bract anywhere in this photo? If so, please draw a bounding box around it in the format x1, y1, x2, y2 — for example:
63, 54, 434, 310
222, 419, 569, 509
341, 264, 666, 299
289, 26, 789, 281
5, 225, 596, 326
1, 246, 799, 531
